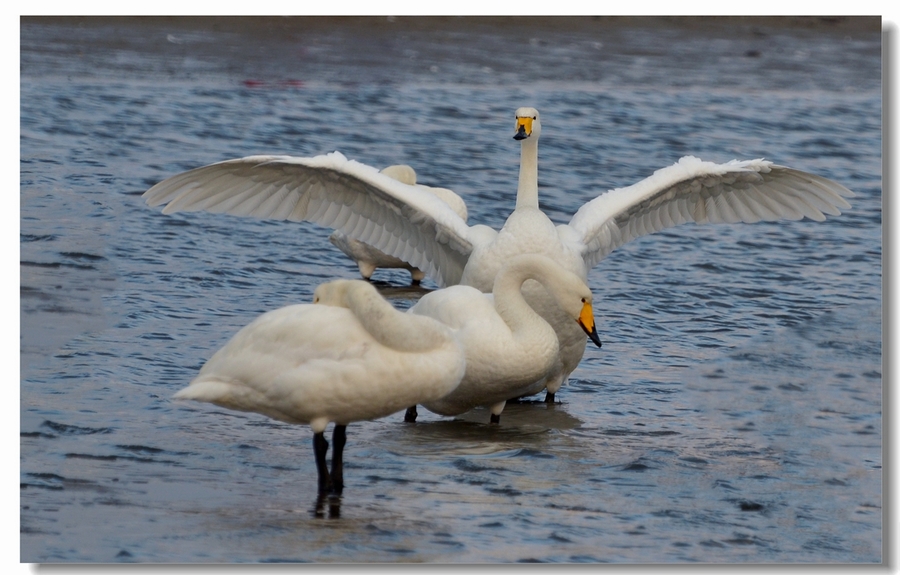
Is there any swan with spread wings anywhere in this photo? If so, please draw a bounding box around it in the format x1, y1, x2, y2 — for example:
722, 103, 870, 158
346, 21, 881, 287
144, 106, 853, 403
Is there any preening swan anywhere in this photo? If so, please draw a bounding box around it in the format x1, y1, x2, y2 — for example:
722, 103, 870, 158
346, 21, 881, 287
405, 253, 602, 424
328, 164, 469, 284
145, 106, 854, 402
172, 279, 465, 494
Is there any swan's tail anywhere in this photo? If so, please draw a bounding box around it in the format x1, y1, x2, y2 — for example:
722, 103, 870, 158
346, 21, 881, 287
173, 378, 245, 404
172, 377, 302, 425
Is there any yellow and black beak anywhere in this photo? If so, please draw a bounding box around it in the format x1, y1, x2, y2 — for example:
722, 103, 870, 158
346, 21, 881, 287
578, 300, 602, 349
513, 116, 533, 141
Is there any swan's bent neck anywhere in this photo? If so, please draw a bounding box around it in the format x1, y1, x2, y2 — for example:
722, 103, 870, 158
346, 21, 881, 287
345, 285, 451, 353
516, 137, 539, 210
491, 256, 557, 342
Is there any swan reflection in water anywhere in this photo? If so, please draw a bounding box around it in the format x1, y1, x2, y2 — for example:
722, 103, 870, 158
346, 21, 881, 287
313, 493, 342, 519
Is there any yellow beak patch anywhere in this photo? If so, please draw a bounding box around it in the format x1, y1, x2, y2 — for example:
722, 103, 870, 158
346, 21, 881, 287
578, 301, 602, 348
579, 301, 595, 332
516, 116, 534, 137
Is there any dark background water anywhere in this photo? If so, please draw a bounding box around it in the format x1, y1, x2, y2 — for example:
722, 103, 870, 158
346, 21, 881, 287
19, 16, 882, 563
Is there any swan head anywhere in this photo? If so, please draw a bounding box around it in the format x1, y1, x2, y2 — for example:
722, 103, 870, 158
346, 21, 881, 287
551, 282, 602, 349
513, 107, 541, 141
313, 279, 371, 307
577, 296, 602, 349
380, 164, 417, 186
555, 276, 601, 350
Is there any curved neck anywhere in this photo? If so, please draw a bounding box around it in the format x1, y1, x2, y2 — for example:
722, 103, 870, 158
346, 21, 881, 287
346, 287, 449, 353
516, 137, 539, 210
491, 260, 554, 343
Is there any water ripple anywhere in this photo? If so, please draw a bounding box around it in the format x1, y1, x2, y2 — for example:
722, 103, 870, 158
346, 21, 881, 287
20, 17, 881, 564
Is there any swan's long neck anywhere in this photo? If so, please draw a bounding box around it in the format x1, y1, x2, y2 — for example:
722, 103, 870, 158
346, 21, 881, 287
516, 136, 539, 210
346, 287, 450, 353
491, 258, 556, 345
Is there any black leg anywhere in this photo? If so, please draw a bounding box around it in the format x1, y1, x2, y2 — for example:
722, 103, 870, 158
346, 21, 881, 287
404, 405, 418, 422
331, 424, 347, 494
489, 413, 501, 424
313, 432, 332, 494
544, 392, 555, 404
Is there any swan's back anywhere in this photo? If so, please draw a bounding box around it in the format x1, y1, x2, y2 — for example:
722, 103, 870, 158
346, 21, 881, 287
408, 285, 496, 331
175, 286, 465, 428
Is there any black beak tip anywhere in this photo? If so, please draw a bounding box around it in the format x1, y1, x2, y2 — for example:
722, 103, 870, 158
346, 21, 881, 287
582, 323, 602, 349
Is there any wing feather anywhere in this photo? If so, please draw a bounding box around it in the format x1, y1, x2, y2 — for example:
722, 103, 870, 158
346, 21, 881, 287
143, 152, 474, 286
566, 156, 854, 269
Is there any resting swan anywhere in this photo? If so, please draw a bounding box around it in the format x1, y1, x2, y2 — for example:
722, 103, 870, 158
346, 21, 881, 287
173, 279, 465, 494
406, 253, 602, 424
328, 164, 468, 284
145, 107, 854, 402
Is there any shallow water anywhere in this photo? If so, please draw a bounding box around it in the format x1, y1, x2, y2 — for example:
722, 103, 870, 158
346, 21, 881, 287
20, 17, 882, 563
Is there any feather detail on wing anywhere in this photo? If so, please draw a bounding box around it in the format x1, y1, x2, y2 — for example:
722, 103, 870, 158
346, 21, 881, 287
143, 152, 474, 286
564, 156, 854, 270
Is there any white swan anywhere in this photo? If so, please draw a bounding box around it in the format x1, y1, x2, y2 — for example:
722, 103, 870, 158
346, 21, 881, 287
405, 253, 602, 424
145, 107, 854, 402
172, 279, 466, 494
327, 164, 468, 284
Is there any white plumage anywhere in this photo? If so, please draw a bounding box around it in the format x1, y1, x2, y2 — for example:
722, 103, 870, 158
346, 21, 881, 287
173, 279, 465, 494
145, 106, 854, 402
327, 163, 468, 284
406, 253, 601, 424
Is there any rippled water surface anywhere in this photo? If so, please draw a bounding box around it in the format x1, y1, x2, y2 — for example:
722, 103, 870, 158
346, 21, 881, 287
20, 17, 882, 563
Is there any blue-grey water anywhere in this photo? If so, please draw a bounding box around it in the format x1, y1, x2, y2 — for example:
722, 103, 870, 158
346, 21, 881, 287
20, 17, 882, 563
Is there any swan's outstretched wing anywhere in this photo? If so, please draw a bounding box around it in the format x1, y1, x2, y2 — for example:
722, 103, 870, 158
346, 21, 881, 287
143, 152, 474, 286
564, 156, 854, 270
